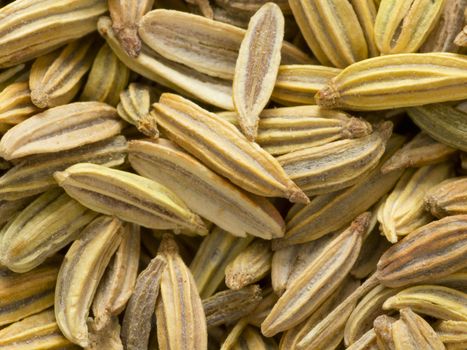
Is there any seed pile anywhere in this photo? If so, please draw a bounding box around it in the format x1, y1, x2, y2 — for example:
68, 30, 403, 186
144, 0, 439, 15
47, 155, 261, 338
0, 0, 466, 349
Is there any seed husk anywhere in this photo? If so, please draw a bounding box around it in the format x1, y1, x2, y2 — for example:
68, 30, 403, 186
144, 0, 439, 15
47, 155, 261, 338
374, 0, 445, 54
54, 163, 208, 234
383, 285, 467, 321
316, 53, 467, 111
153, 93, 308, 203
29, 37, 97, 109
0, 309, 78, 350
376, 215, 467, 288
0, 101, 124, 160
121, 254, 166, 350
0, 189, 97, 273
425, 177, 467, 218
128, 138, 285, 239
0, 82, 40, 126
233, 2, 284, 141
0, 0, 107, 68
80, 43, 130, 106
0, 259, 59, 327
225, 240, 272, 290
55, 216, 123, 348
0, 136, 127, 201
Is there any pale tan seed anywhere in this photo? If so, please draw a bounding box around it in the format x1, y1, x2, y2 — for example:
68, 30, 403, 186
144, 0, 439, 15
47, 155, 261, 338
155, 234, 207, 350
117, 83, 159, 137
0, 136, 127, 201
233, 2, 284, 141
434, 320, 467, 348
98, 16, 235, 110
0, 64, 28, 92
407, 103, 467, 152
29, 37, 96, 109
0, 189, 97, 273
225, 240, 272, 290
279, 134, 406, 246
55, 216, 123, 348
261, 213, 369, 336
0, 0, 107, 68
91, 223, 140, 331
121, 255, 166, 350
108, 0, 155, 57
278, 122, 391, 196
381, 132, 457, 174
376, 215, 467, 288
190, 227, 254, 298
425, 177, 467, 218
346, 328, 378, 350
288, 0, 368, 68
377, 162, 454, 242
374, 0, 445, 54
0, 197, 32, 227
0, 258, 59, 327
316, 53, 467, 111
54, 163, 208, 234
128, 138, 285, 239
373, 315, 396, 350
0, 82, 40, 126
350, 0, 380, 57
80, 43, 130, 106
0, 101, 124, 160
392, 308, 446, 350
153, 93, 309, 203
203, 285, 262, 327
383, 285, 467, 321
138, 9, 311, 80
0, 309, 78, 350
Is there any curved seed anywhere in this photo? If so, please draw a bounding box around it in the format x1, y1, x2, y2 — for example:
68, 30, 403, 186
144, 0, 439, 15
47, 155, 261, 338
55, 216, 123, 348
374, 0, 445, 54
92, 223, 140, 330
0, 189, 97, 273
121, 255, 166, 350
0, 101, 124, 160
0, 64, 29, 92
80, 43, 130, 106
381, 132, 457, 174
346, 328, 378, 350
345, 284, 401, 346
420, 0, 467, 53
278, 122, 391, 196
407, 103, 467, 152
377, 162, 454, 242
225, 240, 272, 290
261, 213, 369, 336
108, 0, 155, 57
54, 163, 208, 233
316, 53, 467, 111
0, 309, 77, 350
0, 82, 40, 125
0, 136, 127, 201
138, 9, 310, 80
272, 65, 340, 105
0, 259, 59, 327
0, 0, 107, 68
233, 3, 284, 141
98, 16, 235, 110
156, 234, 207, 350
454, 24, 467, 46
129, 139, 285, 239
350, 0, 379, 57
280, 134, 405, 246
383, 285, 467, 321
376, 215, 467, 288
117, 83, 159, 137
434, 320, 467, 347
0, 197, 32, 227
425, 177, 467, 218
218, 105, 372, 156
190, 227, 254, 298
271, 245, 299, 296
29, 37, 96, 108
153, 93, 308, 203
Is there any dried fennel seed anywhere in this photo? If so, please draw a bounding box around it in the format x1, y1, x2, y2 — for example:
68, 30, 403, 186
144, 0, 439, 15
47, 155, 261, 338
0, 2, 466, 350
